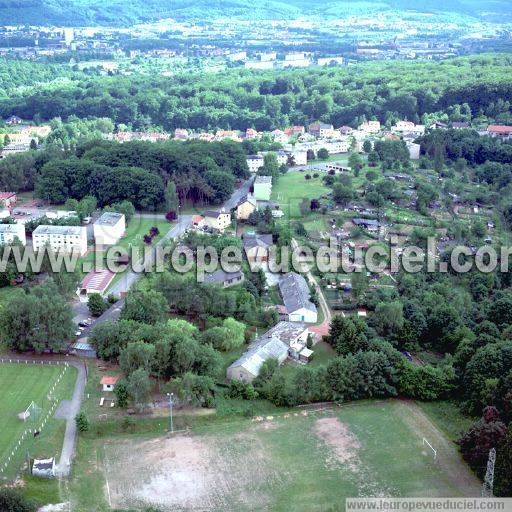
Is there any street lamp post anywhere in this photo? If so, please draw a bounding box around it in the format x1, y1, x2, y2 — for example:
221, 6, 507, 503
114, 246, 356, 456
167, 392, 174, 433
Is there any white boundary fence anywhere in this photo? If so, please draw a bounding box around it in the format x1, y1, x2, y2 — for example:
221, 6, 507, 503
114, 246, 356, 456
0, 360, 69, 478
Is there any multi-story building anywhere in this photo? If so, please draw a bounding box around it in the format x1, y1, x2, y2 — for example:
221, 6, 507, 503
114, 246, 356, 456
308, 122, 335, 138
93, 212, 126, 246
254, 176, 272, 201
32, 225, 87, 255
0, 223, 26, 245
247, 155, 265, 173
203, 210, 231, 232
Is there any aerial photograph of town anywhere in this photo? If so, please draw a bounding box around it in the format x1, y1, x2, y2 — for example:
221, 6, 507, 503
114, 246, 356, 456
0, 0, 511, 510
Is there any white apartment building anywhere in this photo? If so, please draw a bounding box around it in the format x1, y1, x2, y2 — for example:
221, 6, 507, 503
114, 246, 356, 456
93, 212, 126, 246
32, 225, 87, 255
247, 155, 265, 173
0, 223, 26, 245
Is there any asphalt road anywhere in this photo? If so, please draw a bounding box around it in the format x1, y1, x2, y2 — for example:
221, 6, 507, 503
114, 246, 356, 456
107, 213, 193, 297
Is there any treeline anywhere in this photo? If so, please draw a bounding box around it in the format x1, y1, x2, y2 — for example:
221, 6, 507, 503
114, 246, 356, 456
0, 58, 79, 95
0, 138, 249, 208
1, 55, 512, 131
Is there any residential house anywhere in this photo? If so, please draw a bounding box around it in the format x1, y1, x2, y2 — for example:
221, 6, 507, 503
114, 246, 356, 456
204, 210, 231, 232
392, 121, 425, 136
5, 115, 23, 125
254, 176, 272, 201
284, 126, 305, 137
93, 212, 126, 246
487, 125, 512, 140
339, 126, 353, 136
32, 225, 88, 255
226, 321, 311, 382
235, 195, 257, 221
271, 129, 289, 144
0, 191, 16, 208
204, 268, 244, 288
279, 272, 318, 323
245, 128, 259, 139
0, 223, 26, 245
358, 121, 381, 134
452, 121, 470, 130
308, 122, 335, 138
243, 233, 273, 263
192, 215, 205, 229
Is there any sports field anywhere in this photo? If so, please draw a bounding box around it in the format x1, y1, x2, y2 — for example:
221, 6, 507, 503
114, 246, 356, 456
86, 400, 480, 511
0, 361, 76, 479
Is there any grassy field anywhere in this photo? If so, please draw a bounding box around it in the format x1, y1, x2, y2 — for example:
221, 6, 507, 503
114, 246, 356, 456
0, 362, 77, 481
66, 399, 480, 511
272, 172, 329, 220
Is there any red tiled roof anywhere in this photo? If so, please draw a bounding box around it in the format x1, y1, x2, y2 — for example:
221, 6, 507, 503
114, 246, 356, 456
0, 192, 16, 200
488, 125, 512, 134
81, 268, 115, 293
100, 376, 119, 386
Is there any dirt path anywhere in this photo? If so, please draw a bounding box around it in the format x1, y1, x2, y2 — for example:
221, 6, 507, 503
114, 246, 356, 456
398, 400, 481, 496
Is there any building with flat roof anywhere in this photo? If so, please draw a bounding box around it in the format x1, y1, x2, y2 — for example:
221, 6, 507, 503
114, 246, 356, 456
0, 223, 26, 245
253, 175, 272, 201
32, 225, 87, 255
93, 212, 126, 246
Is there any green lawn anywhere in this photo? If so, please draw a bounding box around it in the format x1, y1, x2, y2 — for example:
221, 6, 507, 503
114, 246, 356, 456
0, 362, 77, 481
67, 399, 480, 511
272, 172, 329, 220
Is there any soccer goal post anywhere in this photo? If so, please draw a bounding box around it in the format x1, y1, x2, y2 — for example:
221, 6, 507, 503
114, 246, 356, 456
423, 438, 437, 460
18, 401, 42, 423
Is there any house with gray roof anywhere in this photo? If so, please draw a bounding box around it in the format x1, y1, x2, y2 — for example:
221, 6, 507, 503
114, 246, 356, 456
204, 268, 244, 288
243, 233, 273, 263
278, 272, 318, 323
226, 321, 310, 382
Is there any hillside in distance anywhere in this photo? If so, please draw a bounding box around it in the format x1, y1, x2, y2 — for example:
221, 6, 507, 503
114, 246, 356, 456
1, 0, 512, 26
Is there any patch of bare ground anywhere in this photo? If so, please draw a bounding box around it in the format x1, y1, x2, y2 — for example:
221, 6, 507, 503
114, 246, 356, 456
103, 428, 283, 511
313, 417, 361, 470
312, 416, 391, 498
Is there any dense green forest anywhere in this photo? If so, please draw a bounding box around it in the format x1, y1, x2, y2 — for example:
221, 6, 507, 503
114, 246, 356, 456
0, 138, 249, 208
1, 55, 511, 131
0, 0, 510, 26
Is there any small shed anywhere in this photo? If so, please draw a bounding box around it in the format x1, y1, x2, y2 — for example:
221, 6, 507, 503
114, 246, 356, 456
299, 347, 314, 362
32, 457, 55, 478
100, 376, 119, 392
